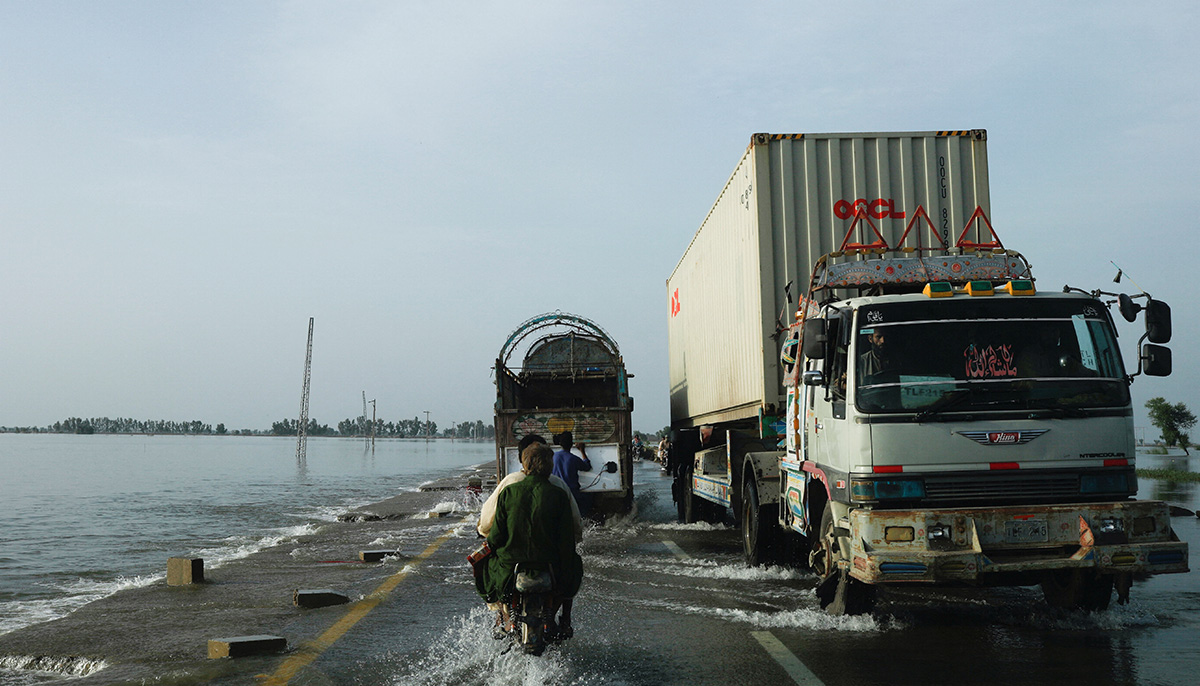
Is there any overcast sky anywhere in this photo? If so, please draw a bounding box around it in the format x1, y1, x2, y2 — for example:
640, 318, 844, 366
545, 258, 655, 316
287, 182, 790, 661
1, 1, 1196, 438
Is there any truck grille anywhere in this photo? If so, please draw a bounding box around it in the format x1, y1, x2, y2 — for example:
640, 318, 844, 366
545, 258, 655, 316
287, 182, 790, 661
923, 472, 1081, 504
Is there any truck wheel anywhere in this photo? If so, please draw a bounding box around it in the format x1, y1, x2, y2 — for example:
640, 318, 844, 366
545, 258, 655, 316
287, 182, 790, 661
742, 478, 777, 566
810, 503, 875, 615
809, 502, 836, 579
1040, 570, 1113, 611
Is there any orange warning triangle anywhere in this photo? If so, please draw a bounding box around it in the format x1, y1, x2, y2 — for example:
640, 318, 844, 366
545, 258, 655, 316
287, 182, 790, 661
955, 206, 1004, 250
838, 207, 890, 251
894, 205, 948, 251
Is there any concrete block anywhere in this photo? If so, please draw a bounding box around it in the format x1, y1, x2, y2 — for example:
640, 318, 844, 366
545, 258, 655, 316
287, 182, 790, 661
294, 589, 350, 608
167, 557, 204, 586
359, 550, 400, 563
207, 635, 287, 659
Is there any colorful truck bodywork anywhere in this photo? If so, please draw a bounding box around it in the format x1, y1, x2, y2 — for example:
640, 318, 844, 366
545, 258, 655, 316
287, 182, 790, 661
494, 312, 634, 515
668, 131, 1185, 612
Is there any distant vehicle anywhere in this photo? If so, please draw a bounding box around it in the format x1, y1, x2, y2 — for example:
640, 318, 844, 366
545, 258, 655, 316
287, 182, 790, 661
668, 130, 1186, 614
494, 312, 635, 516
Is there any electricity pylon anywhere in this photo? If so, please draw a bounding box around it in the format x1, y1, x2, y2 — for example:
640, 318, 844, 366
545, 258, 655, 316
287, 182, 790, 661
296, 317, 314, 464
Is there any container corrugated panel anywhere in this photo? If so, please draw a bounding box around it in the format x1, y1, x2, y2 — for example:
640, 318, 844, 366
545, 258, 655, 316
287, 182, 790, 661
668, 131, 990, 428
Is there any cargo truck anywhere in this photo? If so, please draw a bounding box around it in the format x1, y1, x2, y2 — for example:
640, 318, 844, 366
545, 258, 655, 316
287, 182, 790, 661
667, 131, 1186, 614
494, 311, 634, 516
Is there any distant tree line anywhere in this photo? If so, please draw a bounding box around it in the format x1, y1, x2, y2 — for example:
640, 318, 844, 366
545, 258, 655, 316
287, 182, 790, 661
0, 415, 495, 439
0, 417, 236, 435
314, 416, 494, 439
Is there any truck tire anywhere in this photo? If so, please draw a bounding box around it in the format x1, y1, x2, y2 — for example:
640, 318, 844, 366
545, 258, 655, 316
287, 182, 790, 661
810, 503, 875, 615
742, 478, 777, 566
678, 467, 699, 524
1040, 569, 1113, 611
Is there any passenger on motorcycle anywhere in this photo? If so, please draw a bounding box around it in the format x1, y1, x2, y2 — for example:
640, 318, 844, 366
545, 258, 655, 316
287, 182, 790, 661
478, 433, 582, 543
474, 442, 584, 637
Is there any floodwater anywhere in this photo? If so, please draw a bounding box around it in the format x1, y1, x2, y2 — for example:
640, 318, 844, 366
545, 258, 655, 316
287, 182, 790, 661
357, 458, 1200, 686
1, 439, 1198, 685
0, 434, 490, 637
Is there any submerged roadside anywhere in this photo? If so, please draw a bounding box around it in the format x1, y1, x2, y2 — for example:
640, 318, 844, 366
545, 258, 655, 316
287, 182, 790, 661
0, 464, 495, 685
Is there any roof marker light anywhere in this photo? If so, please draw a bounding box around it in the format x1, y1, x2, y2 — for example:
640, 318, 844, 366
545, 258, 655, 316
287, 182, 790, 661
965, 280, 994, 296
923, 282, 954, 298
1002, 279, 1036, 295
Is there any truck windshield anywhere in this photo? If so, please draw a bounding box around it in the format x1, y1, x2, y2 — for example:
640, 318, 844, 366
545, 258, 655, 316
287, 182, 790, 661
853, 299, 1129, 414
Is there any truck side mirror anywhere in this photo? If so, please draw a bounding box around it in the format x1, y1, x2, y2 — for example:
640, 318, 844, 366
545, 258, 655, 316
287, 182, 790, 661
1142, 344, 1172, 376
1118, 293, 1141, 323
802, 319, 827, 359
1145, 299, 1171, 343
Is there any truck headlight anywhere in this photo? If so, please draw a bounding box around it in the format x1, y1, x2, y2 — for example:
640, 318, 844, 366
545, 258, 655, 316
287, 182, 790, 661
1097, 517, 1124, 534
850, 478, 925, 501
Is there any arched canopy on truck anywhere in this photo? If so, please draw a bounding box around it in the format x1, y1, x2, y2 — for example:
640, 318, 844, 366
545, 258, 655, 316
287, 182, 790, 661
495, 311, 630, 411
498, 311, 621, 369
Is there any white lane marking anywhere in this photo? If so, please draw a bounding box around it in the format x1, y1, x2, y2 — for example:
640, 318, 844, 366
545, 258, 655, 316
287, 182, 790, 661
750, 630, 825, 685
661, 539, 690, 560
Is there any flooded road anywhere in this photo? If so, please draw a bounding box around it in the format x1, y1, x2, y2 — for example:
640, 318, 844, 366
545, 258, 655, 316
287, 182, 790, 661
247, 459, 1199, 686
4, 456, 1195, 685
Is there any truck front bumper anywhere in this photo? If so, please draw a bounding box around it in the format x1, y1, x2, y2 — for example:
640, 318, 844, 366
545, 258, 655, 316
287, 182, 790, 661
845, 500, 1189, 584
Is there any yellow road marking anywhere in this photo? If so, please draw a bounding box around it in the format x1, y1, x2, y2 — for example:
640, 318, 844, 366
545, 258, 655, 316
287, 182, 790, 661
258, 527, 458, 685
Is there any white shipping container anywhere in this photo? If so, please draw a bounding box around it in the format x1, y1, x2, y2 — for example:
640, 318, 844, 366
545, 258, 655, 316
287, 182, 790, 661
668, 130, 991, 429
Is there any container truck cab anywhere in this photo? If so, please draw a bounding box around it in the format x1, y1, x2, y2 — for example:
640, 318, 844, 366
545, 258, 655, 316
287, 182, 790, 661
667, 130, 1187, 614
782, 250, 1184, 613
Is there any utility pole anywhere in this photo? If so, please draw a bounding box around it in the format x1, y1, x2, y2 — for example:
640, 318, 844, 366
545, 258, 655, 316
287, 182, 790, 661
424, 410, 431, 441
296, 318, 314, 465
369, 399, 377, 448
361, 391, 368, 439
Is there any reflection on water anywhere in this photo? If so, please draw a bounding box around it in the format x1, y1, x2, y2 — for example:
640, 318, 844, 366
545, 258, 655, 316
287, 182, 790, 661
1150, 478, 1195, 505
1137, 447, 1199, 508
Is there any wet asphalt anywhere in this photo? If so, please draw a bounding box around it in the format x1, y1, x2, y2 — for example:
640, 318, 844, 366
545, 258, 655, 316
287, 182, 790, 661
1, 460, 1198, 685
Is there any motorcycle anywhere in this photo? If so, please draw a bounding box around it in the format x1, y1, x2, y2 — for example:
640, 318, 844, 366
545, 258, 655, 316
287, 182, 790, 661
500, 565, 563, 656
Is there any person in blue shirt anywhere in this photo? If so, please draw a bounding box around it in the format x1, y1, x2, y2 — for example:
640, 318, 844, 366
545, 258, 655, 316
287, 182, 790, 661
551, 431, 592, 515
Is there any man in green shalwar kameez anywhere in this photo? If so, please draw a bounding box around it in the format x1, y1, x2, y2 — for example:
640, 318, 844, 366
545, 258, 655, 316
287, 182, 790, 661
476, 443, 584, 633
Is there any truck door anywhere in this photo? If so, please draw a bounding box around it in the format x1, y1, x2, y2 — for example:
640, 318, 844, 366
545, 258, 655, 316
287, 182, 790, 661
809, 338, 848, 470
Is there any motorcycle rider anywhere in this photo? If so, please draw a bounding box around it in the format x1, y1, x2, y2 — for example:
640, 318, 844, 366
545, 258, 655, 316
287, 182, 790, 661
478, 433, 582, 542
475, 442, 584, 637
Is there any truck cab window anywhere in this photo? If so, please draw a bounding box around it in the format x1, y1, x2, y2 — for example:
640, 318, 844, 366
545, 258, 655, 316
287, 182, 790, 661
854, 300, 1128, 414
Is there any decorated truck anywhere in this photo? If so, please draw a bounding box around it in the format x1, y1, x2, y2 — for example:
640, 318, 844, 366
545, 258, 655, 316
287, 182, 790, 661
668, 130, 1186, 614
494, 311, 634, 516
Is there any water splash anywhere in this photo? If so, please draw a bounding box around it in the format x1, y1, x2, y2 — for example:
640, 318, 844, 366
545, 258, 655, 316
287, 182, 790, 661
385, 607, 602, 686
0, 655, 108, 677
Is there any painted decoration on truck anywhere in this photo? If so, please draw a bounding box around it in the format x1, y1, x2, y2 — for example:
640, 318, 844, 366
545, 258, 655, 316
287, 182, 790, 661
819, 254, 1027, 289
964, 343, 1016, 378
511, 413, 617, 444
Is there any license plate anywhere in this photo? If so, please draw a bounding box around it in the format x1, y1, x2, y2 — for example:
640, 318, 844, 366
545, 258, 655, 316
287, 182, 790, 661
1005, 519, 1048, 543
